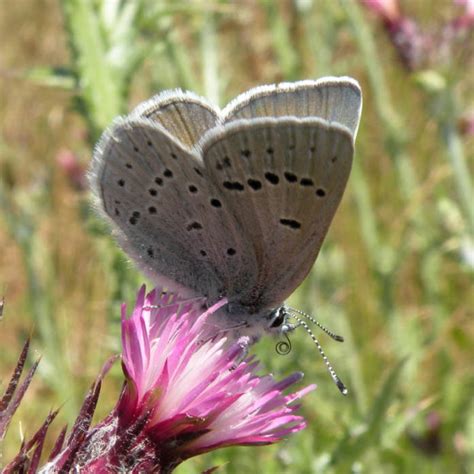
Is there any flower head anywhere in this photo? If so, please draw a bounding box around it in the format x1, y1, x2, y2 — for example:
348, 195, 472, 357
117, 286, 315, 463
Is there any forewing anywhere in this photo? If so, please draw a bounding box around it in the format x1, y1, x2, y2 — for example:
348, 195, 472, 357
200, 117, 355, 310
90, 116, 257, 299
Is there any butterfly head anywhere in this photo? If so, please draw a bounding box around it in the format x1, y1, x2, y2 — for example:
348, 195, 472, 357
269, 305, 348, 395
268, 306, 293, 334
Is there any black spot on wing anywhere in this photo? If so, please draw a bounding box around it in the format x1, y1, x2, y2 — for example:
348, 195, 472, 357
129, 211, 141, 225
300, 178, 314, 187
216, 156, 232, 171
247, 178, 262, 191
186, 221, 203, 231
223, 181, 244, 191
280, 218, 301, 230
265, 172, 279, 185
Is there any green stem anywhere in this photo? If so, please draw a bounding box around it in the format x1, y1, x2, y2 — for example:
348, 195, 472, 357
201, 10, 220, 105
263, 0, 300, 79
351, 160, 382, 265
62, 0, 124, 140
440, 118, 474, 235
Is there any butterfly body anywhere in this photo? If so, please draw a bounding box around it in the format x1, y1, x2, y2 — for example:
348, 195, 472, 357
90, 77, 362, 341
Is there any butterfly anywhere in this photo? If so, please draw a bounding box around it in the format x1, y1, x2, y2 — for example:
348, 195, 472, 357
90, 77, 362, 392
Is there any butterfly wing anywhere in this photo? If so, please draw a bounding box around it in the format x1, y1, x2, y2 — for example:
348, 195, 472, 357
90, 78, 361, 316
90, 94, 259, 300
199, 79, 361, 310
223, 77, 361, 136
132, 89, 220, 147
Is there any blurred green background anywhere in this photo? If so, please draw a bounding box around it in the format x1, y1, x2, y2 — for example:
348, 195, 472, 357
0, 1, 473, 473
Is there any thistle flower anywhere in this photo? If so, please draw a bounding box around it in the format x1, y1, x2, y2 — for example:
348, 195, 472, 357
361, 0, 430, 70
3, 287, 315, 473
362, 0, 474, 70
113, 286, 315, 470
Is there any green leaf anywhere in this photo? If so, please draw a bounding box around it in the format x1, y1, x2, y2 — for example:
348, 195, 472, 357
24, 66, 76, 89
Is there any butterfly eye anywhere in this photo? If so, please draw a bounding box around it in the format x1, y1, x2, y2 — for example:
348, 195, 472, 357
269, 309, 286, 328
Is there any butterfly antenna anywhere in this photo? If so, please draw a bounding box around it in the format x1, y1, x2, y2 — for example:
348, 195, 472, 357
288, 307, 344, 342
291, 313, 348, 396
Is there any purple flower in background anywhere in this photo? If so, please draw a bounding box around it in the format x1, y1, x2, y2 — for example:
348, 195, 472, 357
361, 0, 430, 70
56, 148, 87, 191
453, 0, 474, 29
3, 287, 315, 473
362, 0, 474, 70
459, 112, 474, 136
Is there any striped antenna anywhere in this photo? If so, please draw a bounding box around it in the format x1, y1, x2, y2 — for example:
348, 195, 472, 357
288, 307, 344, 342
290, 313, 348, 396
